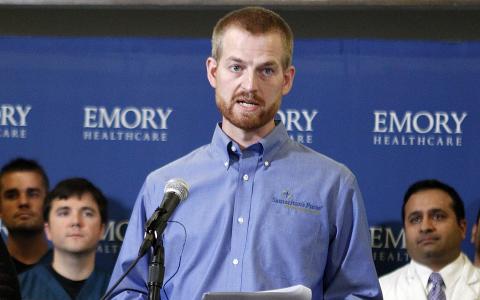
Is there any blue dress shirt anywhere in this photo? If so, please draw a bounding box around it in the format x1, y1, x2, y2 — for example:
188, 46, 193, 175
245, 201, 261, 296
108, 122, 382, 300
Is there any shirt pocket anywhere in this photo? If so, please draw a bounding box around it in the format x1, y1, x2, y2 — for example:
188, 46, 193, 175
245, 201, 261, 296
254, 201, 324, 283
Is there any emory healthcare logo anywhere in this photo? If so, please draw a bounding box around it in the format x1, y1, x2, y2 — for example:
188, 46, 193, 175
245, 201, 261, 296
277, 109, 318, 144
370, 226, 408, 266
373, 110, 467, 147
98, 219, 128, 255
83, 106, 172, 142
0, 104, 31, 139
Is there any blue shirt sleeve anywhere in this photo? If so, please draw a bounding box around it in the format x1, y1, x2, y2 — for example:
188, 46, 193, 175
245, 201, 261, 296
323, 173, 382, 299
107, 183, 149, 299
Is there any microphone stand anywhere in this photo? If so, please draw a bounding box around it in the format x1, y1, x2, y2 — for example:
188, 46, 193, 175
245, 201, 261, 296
102, 179, 188, 300
148, 238, 165, 300
141, 207, 168, 300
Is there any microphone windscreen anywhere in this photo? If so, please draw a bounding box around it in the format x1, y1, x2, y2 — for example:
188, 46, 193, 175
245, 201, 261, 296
164, 178, 189, 201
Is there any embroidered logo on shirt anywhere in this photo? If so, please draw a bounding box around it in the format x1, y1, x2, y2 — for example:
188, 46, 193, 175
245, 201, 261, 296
272, 189, 321, 215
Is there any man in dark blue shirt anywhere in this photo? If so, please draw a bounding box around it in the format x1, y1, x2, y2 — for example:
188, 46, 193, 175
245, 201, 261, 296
19, 178, 110, 300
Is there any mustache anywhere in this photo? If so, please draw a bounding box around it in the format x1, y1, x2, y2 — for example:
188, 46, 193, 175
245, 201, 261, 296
416, 233, 440, 244
234, 92, 264, 104
14, 210, 35, 217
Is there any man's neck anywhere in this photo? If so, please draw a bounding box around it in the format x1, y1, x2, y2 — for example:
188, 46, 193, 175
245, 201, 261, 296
7, 232, 49, 265
51, 250, 95, 281
417, 251, 461, 272
474, 252, 480, 268
221, 119, 275, 149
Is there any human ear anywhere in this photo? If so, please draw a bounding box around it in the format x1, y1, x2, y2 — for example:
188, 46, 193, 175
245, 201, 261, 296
282, 65, 295, 95
206, 57, 218, 88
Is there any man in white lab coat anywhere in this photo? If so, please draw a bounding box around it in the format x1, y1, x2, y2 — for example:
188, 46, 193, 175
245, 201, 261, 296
380, 179, 480, 300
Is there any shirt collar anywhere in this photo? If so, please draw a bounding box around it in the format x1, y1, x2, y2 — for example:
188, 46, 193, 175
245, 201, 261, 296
258, 120, 290, 164
410, 259, 434, 291
411, 253, 464, 291
438, 253, 464, 290
210, 120, 290, 168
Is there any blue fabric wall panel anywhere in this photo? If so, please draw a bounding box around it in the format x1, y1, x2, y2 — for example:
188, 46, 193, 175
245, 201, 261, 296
1, 37, 479, 275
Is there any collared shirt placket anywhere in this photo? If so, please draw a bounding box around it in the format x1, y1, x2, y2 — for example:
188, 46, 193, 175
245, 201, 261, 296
230, 146, 260, 290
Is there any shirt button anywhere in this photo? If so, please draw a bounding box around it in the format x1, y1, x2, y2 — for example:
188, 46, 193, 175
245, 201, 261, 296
231, 145, 237, 152
264, 161, 270, 167
232, 258, 239, 265
237, 217, 244, 224
224, 161, 229, 167
243, 174, 249, 181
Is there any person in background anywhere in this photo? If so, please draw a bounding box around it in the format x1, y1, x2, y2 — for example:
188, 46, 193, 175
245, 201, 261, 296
107, 6, 381, 300
471, 207, 480, 268
0, 158, 51, 274
0, 236, 21, 300
380, 179, 480, 299
19, 178, 110, 300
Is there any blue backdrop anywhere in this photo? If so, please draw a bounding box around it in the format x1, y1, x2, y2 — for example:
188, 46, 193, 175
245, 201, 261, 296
1, 36, 479, 275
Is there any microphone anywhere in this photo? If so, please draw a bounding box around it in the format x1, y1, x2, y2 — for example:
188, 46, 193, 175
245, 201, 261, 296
138, 178, 189, 257
102, 179, 189, 300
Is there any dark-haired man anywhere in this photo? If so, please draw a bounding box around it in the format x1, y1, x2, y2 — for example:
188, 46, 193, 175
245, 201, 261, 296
108, 6, 381, 300
19, 178, 110, 299
0, 158, 51, 273
380, 179, 480, 299
471, 208, 480, 268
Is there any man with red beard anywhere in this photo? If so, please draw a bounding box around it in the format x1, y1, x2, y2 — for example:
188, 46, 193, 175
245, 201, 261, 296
107, 7, 381, 300
380, 179, 480, 300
